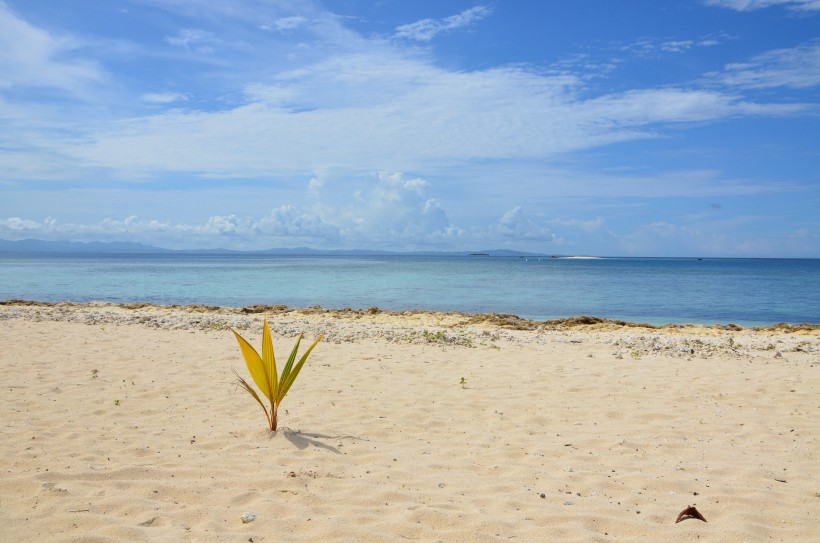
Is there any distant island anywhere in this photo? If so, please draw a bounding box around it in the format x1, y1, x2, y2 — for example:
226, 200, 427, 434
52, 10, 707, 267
0, 238, 555, 258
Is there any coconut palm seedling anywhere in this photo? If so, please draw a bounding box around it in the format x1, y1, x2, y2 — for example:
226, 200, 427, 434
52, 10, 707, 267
231, 319, 322, 431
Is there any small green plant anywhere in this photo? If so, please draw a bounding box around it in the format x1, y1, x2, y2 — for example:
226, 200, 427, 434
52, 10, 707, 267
231, 318, 322, 432
423, 330, 445, 342
114, 399, 120, 406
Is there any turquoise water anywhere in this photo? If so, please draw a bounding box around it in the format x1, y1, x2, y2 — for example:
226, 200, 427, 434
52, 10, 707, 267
1, 253, 818, 326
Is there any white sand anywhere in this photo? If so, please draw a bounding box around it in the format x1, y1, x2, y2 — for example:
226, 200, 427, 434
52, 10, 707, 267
0, 302, 817, 542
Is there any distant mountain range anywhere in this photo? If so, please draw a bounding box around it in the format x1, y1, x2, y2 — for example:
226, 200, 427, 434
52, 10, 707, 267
0, 239, 171, 254
0, 238, 549, 257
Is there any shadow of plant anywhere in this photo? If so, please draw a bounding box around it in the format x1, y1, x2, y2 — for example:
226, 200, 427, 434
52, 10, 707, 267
281, 429, 342, 454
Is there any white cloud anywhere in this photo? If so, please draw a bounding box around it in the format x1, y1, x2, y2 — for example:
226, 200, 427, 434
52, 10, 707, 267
307, 177, 323, 197
255, 205, 339, 240
134, 0, 362, 54
164, 28, 221, 54
580, 87, 804, 129
496, 207, 554, 241
0, 171, 457, 249
2, 3, 813, 187
660, 40, 695, 53
0, 209, 340, 249
704, 0, 820, 11
614, 35, 728, 58
201, 214, 242, 234
395, 5, 492, 42
0, 216, 42, 231
336, 172, 458, 245
2, 1, 818, 256
58, 52, 809, 181
266, 16, 307, 32
142, 92, 189, 104
0, 1, 103, 95
716, 41, 820, 88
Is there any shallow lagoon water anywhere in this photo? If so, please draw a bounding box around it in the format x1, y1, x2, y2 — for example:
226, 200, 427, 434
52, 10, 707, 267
1, 253, 818, 326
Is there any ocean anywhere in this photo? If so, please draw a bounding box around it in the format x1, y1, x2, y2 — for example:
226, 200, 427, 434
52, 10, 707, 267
1, 253, 818, 327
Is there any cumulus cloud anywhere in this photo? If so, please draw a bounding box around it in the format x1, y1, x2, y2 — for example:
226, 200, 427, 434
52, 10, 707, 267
338, 172, 459, 245
200, 214, 242, 235
255, 205, 340, 240
394, 5, 492, 42
0, 216, 43, 231
0, 209, 340, 248
496, 207, 554, 241
0, 172, 459, 249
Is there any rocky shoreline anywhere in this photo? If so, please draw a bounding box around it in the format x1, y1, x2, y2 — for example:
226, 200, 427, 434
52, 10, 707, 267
1, 299, 817, 362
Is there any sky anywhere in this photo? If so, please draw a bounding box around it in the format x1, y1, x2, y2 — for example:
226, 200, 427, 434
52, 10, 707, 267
0, 0, 818, 256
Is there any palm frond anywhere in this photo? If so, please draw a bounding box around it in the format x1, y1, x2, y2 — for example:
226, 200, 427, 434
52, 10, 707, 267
230, 321, 322, 431
279, 335, 323, 401
232, 368, 272, 430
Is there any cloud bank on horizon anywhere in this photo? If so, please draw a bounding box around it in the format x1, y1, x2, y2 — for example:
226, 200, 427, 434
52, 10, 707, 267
0, 0, 818, 256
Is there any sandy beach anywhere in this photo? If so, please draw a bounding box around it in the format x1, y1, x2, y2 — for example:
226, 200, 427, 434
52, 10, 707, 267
1, 301, 817, 542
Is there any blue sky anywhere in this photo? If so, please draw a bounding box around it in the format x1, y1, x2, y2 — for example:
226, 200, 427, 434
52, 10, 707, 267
0, 0, 818, 256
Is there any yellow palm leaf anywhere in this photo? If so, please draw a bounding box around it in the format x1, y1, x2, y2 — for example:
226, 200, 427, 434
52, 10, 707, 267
231, 327, 271, 401
230, 319, 322, 431
261, 319, 277, 401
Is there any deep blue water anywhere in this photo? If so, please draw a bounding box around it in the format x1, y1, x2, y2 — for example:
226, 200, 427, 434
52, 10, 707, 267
1, 253, 818, 326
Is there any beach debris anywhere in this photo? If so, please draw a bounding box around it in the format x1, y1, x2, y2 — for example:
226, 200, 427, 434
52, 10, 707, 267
240, 512, 257, 523
675, 505, 707, 524
231, 318, 322, 431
